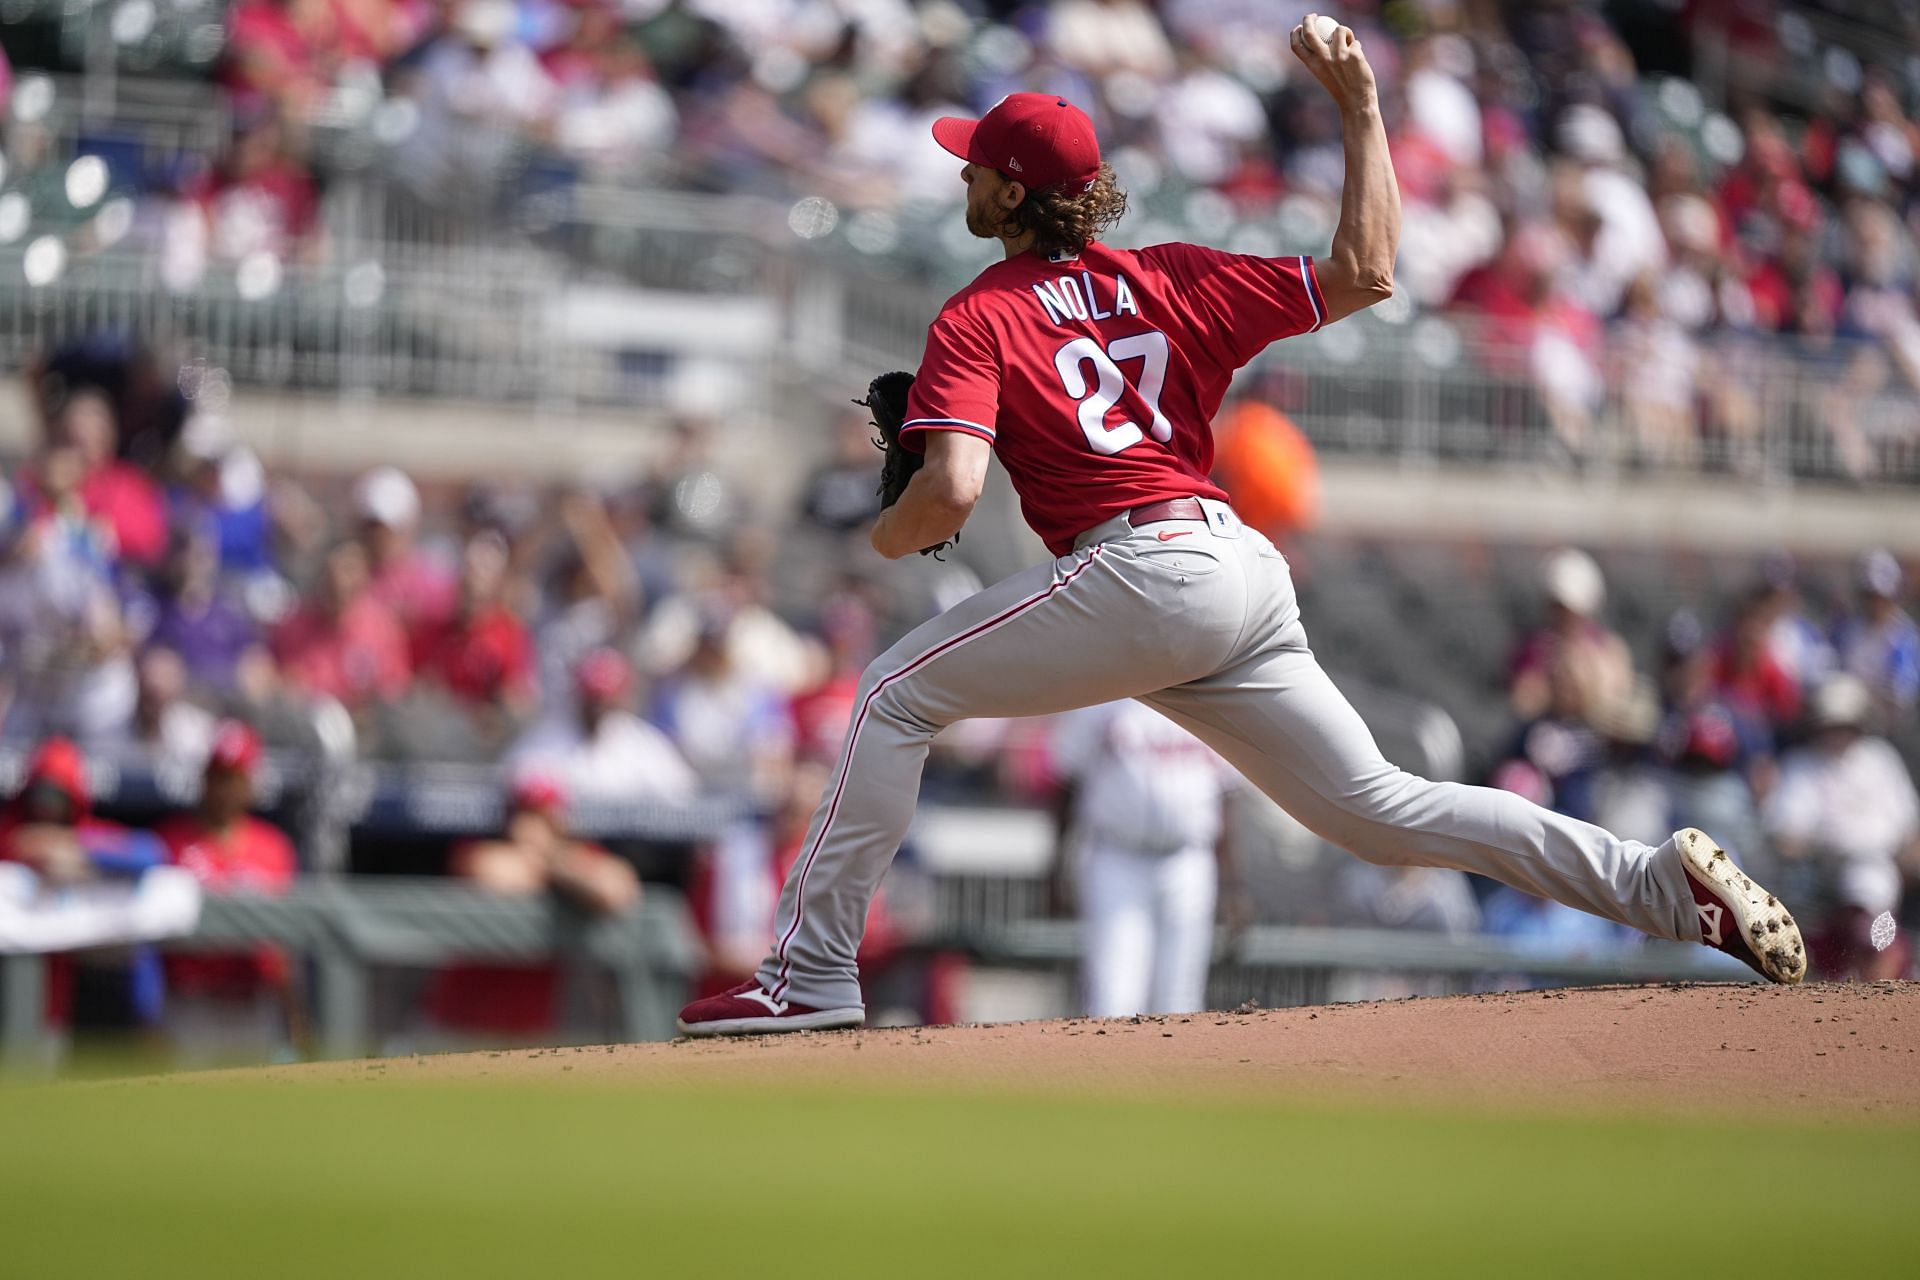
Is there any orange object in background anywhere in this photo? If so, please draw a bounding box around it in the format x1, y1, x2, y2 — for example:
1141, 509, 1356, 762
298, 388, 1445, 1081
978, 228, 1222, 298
1212, 400, 1320, 537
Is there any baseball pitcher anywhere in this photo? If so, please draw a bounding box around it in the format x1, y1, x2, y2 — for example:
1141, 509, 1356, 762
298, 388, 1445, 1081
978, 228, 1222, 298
679, 16, 1804, 1036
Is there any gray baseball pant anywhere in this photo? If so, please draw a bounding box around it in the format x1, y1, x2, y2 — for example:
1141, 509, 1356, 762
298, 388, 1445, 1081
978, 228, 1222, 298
758, 507, 1697, 1010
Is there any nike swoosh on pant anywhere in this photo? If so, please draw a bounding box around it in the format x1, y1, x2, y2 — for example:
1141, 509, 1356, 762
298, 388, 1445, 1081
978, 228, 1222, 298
1157, 530, 1194, 541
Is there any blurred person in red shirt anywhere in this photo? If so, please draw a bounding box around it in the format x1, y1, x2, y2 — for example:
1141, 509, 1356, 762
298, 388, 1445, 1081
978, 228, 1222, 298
1447, 224, 1604, 459
411, 529, 535, 733
21, 388, 168, 567
187, 114, 321, 263
425, 775, 640, 1044
270, 538, 412, 709
1712, 587, 1802, 731
157, 721, 303, 1063
353, 466, 457, 632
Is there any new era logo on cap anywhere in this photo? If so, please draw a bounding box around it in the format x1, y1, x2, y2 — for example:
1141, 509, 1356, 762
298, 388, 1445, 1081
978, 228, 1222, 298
931, 93, 1101, 192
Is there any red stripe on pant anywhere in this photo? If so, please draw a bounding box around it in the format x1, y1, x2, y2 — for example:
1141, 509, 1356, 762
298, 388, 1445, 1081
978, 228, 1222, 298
770, 546, 1108, 1001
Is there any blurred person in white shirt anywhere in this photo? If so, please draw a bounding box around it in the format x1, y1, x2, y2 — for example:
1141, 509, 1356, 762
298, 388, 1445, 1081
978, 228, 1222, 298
1048, 0, 1177, 80
652, 603, 795, 807
397, 0, 560, 196
507, 647, 697, 804
130, 647, 218, 778
1051, 699, 1247, 1018
1765, 674, 1918, 979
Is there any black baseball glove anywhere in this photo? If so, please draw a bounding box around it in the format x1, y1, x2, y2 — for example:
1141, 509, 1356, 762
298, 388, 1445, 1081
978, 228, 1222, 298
858, 370, 957, 559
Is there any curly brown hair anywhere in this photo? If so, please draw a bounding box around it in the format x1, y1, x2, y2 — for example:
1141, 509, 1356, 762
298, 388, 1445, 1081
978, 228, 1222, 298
998, 163, 1128, 255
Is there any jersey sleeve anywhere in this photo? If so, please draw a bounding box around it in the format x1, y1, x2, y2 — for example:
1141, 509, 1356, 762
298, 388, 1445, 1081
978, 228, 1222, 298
1139, 242, 1326, 370
901, 308, 1000, 450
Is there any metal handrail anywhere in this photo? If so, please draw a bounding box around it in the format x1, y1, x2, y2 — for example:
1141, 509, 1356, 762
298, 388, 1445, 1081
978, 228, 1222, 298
0, 878, 704, 1068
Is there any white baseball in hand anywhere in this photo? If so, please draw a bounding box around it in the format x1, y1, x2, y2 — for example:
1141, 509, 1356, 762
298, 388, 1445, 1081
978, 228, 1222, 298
1312, 14, 1340, 42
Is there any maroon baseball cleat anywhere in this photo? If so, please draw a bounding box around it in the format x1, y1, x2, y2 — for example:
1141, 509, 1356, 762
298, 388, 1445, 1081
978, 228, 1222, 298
676, 981, 864, 1037
1675, 828, 1806, 984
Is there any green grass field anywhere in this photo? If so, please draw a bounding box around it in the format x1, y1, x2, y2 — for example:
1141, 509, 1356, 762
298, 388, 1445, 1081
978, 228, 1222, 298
4, 1074, 1916, 1278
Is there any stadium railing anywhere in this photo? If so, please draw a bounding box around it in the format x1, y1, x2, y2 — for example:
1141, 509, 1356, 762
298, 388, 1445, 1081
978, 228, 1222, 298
0, 877, 704, 1069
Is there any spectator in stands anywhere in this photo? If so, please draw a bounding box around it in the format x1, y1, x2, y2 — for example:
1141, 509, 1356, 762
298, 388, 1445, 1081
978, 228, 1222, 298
1612, 273, 1700, 469
532, 490, 637, 708
166, 414, 278, 581
549, 29, 680, 179
650, 418, 740, 542
353, 466, 456, 634
1766, 674, 1919, 980
652, 602, 795, 805
157, 721, 302, 1064
1713, 587, 1803, 730
789, 586, 877, 766
185, 113, 323, 266
1833, 550, 1919, 731
1508, 548, 1633, 728
0, 738, 169, 1032
410, 530, 536, 731
1757, 552, 1835, 692
130, 647, 218, 775
507, 648, 697, 803
1447, 225, 1604, 461
269, 539, 411, 711
798, 408, 887, 536
145, 530, 271, 700
26, 388, 168, 568
1654, 611, 1772, 871
425, 774, 639, 1045
0, 450, 137, 743
641, 529, 818, 696
395, 0, 560, 200
224, 0, 343, 121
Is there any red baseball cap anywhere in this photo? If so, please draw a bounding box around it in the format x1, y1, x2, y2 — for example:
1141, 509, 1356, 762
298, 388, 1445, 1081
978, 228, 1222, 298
207, 720, 263, 775
21, 737, 90, 817
509, 773, 568, 817
932, 93, 1102, 192
574, 647, 634, 701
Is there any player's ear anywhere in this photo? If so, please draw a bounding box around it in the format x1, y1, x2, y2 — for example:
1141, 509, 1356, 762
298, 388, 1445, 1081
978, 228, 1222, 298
999, 178, 1027, 210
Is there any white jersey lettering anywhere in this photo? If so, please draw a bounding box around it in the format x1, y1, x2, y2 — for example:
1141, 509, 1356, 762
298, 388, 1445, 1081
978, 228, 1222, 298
1031, 278, 1074, 326
1082, 271, 1113, 320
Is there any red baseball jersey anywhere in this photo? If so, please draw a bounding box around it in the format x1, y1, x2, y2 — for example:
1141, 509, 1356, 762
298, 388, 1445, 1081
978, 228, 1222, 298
159, 814, 298, 996
901, 240, 1327, 554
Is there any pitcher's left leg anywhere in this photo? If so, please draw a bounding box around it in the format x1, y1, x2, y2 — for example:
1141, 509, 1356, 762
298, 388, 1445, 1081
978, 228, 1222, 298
683, 538, 1245, 1029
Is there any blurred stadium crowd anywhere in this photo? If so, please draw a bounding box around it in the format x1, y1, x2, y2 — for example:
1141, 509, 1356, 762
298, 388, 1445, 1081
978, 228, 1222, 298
1, 332, 1916, 1054
3, 1, 1920, 1058
6, 1, 1920, 473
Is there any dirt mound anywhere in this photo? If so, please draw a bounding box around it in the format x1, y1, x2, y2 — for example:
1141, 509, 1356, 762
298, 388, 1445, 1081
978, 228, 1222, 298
266, 982, 1920, 1117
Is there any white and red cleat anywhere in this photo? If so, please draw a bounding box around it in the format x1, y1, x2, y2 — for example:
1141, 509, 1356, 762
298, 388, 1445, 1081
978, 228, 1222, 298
1675, 828, 1807, 984
676, 981, 864, 1037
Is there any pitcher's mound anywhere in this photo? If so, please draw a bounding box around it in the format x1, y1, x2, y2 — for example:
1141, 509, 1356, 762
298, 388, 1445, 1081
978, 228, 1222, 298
286, 981, 1920, 1116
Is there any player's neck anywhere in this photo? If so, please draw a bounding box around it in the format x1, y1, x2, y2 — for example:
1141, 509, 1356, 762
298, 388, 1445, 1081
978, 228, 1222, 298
999, 229, 1039, 260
